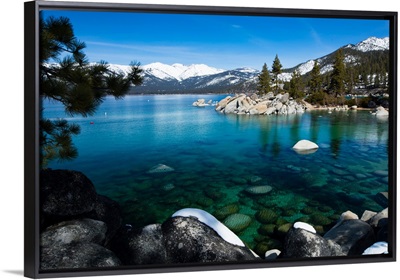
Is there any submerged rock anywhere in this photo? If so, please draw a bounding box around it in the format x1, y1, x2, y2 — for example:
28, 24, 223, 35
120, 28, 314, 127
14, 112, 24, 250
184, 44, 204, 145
223, 213, 252, 233
245, 185, 273, 195
147, 164, 175, 174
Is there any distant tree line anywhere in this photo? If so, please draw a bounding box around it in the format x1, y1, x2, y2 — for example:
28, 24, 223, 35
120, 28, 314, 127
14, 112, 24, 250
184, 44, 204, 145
257, 48, 389, 106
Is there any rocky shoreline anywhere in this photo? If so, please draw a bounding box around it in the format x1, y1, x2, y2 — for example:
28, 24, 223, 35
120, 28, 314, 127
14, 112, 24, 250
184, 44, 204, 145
39, 169, 389, 270
212, 93, 306, 115
193, 93, 389, 116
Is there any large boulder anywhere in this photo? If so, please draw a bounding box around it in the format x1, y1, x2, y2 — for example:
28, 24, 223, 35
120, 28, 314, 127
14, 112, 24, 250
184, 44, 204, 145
108, 209, 257, 265
162, 216, 256, 263
41, 219, 107, 247
40, 218, 120, 270
41, 242, 121, 270
324, 219, 375, 255
84, 195, 123, 244
282, 227, 344, 258
108, 224, 169, 265
40, 169, 98, 217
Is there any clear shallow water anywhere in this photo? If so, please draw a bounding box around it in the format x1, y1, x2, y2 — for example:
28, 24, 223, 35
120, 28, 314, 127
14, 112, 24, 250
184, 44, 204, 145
43, 94, 389, 252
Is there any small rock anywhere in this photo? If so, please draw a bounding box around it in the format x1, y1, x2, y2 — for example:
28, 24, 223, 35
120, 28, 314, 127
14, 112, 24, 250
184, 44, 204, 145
340, 210, 359, 221
292, 140, 319, 154
369, 208, 388, 228
361, 210, 377, 222
265, 249, 281, 260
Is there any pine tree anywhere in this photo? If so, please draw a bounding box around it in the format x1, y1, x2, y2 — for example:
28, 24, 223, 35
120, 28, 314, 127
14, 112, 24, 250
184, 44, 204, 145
289, 70, 304, 99
257, 63, 271, 95
40, 15, 143, 167
329, 48, 346, 97
308, 61, 322, 95
272, 54, 282, 93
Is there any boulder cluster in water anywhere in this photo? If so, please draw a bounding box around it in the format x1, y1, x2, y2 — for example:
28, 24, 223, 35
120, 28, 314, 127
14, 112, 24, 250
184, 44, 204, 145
39, 169, 389, 270
214, 93, 306, 115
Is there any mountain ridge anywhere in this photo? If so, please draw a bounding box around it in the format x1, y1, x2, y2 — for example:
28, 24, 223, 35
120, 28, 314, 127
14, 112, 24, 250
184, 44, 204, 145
109, 36, 389, 94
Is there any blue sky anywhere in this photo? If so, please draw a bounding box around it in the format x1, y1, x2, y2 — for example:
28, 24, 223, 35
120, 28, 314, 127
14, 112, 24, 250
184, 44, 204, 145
42, 10, 389, 70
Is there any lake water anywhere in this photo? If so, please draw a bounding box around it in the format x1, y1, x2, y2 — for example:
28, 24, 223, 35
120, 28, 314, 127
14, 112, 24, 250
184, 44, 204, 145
42, 94, 389, 252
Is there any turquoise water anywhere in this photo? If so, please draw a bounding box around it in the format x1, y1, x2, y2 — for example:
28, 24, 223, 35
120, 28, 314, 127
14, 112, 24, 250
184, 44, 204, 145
43, 94, 389, 252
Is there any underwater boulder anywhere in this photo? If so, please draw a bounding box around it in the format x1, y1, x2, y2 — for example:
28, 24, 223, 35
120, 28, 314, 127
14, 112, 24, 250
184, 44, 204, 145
223, 213, 252, 233
245, 185, 273, 195
147, 164, 175, 174
255, 209, 279, 224
214, 204, 240, 220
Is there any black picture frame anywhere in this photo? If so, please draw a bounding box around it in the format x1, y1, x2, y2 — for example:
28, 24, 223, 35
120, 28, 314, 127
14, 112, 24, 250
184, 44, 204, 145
24, 0, 397, 278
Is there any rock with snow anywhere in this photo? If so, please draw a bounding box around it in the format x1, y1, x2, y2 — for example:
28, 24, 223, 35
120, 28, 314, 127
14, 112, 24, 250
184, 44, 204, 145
265, 249, 281, 260
293, 222, 316, 234
362, 241, 388, 255
172, 208, 245, 247
282, 227, 343, 258
162, 215, 257, 263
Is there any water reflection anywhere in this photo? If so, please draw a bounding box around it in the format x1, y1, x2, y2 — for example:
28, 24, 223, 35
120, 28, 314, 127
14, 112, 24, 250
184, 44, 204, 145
253, 110, 388, 158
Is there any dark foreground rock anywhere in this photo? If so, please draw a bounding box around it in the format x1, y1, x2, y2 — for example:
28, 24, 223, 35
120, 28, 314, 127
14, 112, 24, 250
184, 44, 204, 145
41, 242, 121, 270
41, 219, 107, 247
282, 227, 344, 258
109, 216, 257, 265
324, 219, 375, 255
40, 169, 98, 217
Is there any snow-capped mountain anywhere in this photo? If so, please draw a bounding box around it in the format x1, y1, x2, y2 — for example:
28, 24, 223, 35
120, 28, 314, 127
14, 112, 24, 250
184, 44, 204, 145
279, 36, 389, 82
108, 36, 388, 93
347, 36, 389, 52
143, 62, 225, 81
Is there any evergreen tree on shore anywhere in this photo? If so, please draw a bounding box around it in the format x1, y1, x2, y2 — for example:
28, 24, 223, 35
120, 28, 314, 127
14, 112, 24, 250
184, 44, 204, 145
272, 54, 282, 93
289, 70, 304, 99
308, 61, 323, 95
329, 48, 346, 97
257, 63, 271, 95
40, 15, 143, 167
